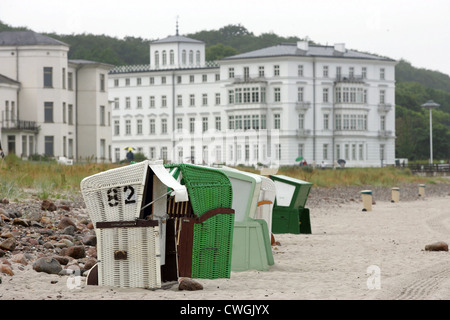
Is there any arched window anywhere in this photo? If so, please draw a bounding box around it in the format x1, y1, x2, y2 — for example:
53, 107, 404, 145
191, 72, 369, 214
162, 50, 167, 65
196, 50, 201, 65
189, 50, 193, 65
154, 51, 159, 67
170, 50, 174, 65
182, 50, 186, 65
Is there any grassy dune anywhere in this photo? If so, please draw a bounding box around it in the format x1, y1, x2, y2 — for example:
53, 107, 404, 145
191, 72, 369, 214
0, 154, 446, 201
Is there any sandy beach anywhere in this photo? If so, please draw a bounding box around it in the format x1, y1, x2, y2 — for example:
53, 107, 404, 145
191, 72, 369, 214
1, 183, 449, 302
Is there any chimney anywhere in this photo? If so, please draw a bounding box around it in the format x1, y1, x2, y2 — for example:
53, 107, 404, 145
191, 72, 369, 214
297, 41, 309, 51
334, 43, 346, 53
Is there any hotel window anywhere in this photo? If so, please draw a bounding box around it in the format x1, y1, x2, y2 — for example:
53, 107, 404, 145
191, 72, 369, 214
235, 115, 242, 130
323, 114, 329, 130
162, 50, 167, 65
297, 87, 304, 102
275, 144, 281, 160
177, 118, 183, 132
252, 115, 259, 130
336, 66, 342, 78
125, 78, 130, 86
244, 115, 251, 130
228, 116, 235, 130
137, 77, 142, 86
161, 76, 166, 84
380, 115, 386, 131
43, 67, 53, 88
359, 144, 364, 160
177, 76, 182, 84
114, 98, 119, 109
182, 50, 186, 64
161, 119, 168, 134
190, 146, 195, 160
126, 97, 130, 109
345, 144, 349, 160
261, 114, 267, 129
170, 50, 174, 65
44, 136, 54, 156
202, 74, 207, 82
114, 120, 120, 135
44, 102, 53, 123
202, 117, 208, 132
215, 116, 221, 131
189, 50, 193, 64
202, 94, 208, 106
349, 67, 354, 78
137, 119, 143, 134
100, 74, 105, 91
298, 114, 304, 129
177, 95, 183, 107
62, 103, 66, 123
335, 114, 342, 130
215, 74, 220, 81
228, 67, 234, 78
149, 119, 155, 134
379, 90, 386, 104
68, 105, 73, 125
189, 75, 194, 83
352, 144, 356, 160
189, 117, 195, 133
362, 67, 367, 79
274, 114, 280, 129
380, 68, 385, 80
196, 51, 200, 65
137, 96, 142, 109
336, 144, 341, 160
203, 146, 208, 163
149, 147, 156, 159
162, 95, 167, 108
274, 88, 281, 102
323, 144, 329, 160
150, 96, 155, 108
259, 66, 265, 77
190, 94, 195, 106
323, 66, 329, 77
100, 106, 105, 126
215, 93, 221, 105
161, 147, 168, 160
323, 88, 329, 102
298, 65, 303, 76
150, 77, 154, 85
228, 90, 234, 104
114, 148, 120, 162
154, 51, 159, 67
244, 67, 250, 80
62, 68, 66, 89
68, 72, 73, 90
274, 65, 280, 76
298, 144, 304, 158
125, 120, 131, 135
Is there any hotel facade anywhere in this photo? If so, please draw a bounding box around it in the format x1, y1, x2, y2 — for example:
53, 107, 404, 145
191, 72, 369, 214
0, 31, 112, 162
109, 34, 396, 168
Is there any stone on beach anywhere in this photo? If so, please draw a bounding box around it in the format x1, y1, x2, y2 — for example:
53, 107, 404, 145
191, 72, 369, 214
33, 257, 62, 274
424, 241, 448, 252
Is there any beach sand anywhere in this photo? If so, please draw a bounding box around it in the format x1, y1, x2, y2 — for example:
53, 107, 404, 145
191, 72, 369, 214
1, 187, 449, 301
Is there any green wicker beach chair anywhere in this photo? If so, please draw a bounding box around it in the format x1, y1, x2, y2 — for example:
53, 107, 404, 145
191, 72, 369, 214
165, 163, 235, 279
270, 174, 313, 234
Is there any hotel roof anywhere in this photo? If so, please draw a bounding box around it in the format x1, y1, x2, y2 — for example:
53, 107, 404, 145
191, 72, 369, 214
0, 31, 68, 47
222, 43, 395, 62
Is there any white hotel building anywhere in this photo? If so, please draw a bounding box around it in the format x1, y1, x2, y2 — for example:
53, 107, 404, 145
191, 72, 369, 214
0, 31, 112, 162
109, 33, 397, 167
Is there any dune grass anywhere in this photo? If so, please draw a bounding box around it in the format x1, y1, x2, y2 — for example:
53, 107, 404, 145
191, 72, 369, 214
0, 154, 447, 201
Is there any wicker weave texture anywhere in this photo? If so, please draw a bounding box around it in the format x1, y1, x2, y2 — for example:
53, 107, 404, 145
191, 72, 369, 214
80, 161, 149, 225
165, 164, 235, 279
96, 226, 161, 288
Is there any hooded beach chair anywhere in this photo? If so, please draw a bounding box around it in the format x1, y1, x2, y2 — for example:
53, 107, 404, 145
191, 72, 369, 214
80, 160, 188, 288
217, 167, 274, 272
165, 163, 235, 279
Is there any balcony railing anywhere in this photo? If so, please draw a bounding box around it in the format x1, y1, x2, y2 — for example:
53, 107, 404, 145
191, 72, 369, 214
378, 103, 393, 113
378, 130, 393, 138
335, 74, 365, 83
1, 119, 39, 132
295, 101, 311, 111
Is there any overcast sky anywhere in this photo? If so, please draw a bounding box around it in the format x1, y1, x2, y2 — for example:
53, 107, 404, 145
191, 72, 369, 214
1, 0, 449, 76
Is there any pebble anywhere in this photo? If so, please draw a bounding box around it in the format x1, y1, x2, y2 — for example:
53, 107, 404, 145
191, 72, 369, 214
0, 238, 16, 251
425, 241, 449, 252
65, 245, 86, 259
32, 257, 62, 274
0, 264, 14, 276
58, 217, 76, 230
